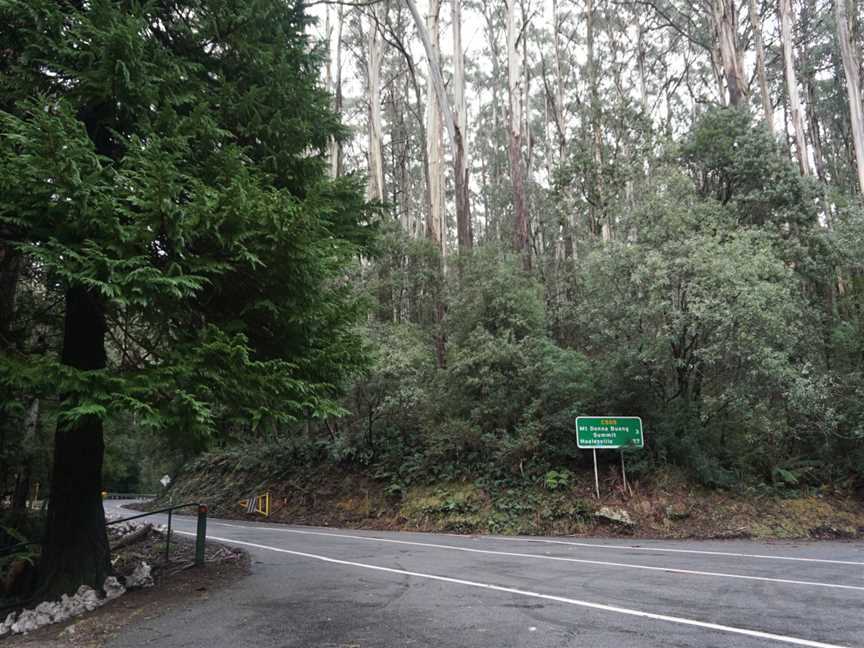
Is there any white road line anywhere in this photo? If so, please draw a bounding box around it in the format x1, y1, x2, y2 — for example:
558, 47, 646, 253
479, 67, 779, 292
134, 504, 864, 567
486, 536, 864, 567
175, 531, 849, 648
209, 523, 864, 592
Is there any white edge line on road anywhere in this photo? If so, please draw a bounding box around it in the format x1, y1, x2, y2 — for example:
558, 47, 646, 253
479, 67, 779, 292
208, 523, 864, 592
485, 536, 864, 567
175, 531, 848, 648
116, 501, 863, 568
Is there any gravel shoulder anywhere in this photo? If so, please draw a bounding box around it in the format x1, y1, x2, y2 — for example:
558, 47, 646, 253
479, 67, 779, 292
5, 532, 250, 648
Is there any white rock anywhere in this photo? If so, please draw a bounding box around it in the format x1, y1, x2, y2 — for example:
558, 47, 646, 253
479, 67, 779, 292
125, 562, 153, 589
103, 576, 126, 600
12, 609, 39, 634
3, 570, 135, 636
595, 506, 635, 526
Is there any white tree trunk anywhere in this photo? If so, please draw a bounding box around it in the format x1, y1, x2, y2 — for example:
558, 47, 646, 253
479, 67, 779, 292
405, 0, 471, 256
836, 0, 864, 193
366, 5, 386, 201
586, 0, 609, 241
779, 0, 810, 175
552, 0, 567, 156
710, 42, 727, 105
330, 5, 344, 177
637, 19, 650, 116
425, 0, 444, 253
748, 0, 773, 130
452, 0, 472, 250
712, 0, 748, 107
506, 0, 530, 268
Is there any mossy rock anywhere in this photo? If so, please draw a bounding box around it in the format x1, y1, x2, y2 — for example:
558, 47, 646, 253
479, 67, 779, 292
440, 514, 484, 533
401, 483, 485, 519
808, 525, 858, 539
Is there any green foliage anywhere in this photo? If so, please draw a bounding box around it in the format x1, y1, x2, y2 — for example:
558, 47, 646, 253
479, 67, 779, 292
449, 248, 545, 344
0, 514, 43, 585
679, 108, 818, 229
543, 469, 572, 491
325, 251, 595, 484
319, 106, 863, 493
3, 0, 861, 510
0, 0, 373, 467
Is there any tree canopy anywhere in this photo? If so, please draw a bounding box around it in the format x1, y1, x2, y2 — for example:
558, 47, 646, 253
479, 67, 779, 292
0, 0, 372, 595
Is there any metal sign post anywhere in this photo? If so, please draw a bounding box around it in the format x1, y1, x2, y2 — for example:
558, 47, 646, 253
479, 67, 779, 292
620, 450, 629, 494
592, 449, 600, 499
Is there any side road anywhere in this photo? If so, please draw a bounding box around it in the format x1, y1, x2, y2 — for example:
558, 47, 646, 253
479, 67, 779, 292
103, 500, 864, 648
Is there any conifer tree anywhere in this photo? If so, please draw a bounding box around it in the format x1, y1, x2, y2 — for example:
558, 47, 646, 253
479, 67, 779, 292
0, 0, 371, 596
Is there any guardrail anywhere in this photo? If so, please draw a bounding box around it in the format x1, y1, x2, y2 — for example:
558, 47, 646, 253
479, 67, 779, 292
103, 493, 157, 500
0, 502, 209, 566
108, 502, 208, 566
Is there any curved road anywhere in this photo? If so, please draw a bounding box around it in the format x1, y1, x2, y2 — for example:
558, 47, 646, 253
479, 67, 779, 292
103, 500, 864, 648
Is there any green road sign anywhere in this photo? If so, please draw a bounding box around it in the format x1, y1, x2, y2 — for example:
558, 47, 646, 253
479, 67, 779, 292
576, 416, 644, 449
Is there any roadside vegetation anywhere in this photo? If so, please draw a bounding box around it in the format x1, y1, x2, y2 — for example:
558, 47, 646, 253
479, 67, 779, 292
1, 0, 864, 619
159, 110, 864, 533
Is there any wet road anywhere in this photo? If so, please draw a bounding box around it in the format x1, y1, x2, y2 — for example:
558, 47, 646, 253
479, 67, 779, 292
103, 500, 864, 648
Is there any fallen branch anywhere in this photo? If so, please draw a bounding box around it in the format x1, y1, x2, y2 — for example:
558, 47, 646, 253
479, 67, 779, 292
110, 524, 152, 550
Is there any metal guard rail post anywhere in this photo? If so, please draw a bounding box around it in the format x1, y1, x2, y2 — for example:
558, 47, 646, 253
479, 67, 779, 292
107, 502, 208, 566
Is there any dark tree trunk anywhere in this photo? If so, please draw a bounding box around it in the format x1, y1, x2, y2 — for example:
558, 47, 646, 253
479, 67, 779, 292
12, 467, 30, 512
0, 426, 6, 498
0, 244, 20, 345
39, 286, 111, 597
454, 126, 473, 252
0, 243, 19, 498
433, 297, 446, 370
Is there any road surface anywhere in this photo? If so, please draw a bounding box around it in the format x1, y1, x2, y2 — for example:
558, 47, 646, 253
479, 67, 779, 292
103, 500, 864, 648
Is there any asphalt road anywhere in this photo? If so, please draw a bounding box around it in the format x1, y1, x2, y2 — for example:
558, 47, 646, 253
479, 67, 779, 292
103, 500, 864, 648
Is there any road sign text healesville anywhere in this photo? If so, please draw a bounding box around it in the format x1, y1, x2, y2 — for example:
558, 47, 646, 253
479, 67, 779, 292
576, 416, 644, 449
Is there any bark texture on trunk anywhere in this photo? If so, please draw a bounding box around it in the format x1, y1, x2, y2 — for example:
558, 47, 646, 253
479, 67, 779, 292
405, 0, 471, 258
12, 398, 39, 512
396, 40, 432, 240
801, 0, 826, 182
329, 4, 344, 178
749, 0, 773, 130
779, 0, 810, 175
424, 0, 444, 253
452, 0, 472, 251
587, 0, 609, 240
836, 0, 864, 193
712, 0, 748, 107
367, 5, 386, 201
637, 20, 650, 116
552, 0, 574, 259
0, 244, 20, 345
0, 241, 19, 497
40, 286, 111, 597
552, 0, 567, 154
506, 0, 531, 270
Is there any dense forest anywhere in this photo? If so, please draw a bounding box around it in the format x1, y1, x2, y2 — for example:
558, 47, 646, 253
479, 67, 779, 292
0, 0, 863, 596
299, 0, 864, 492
